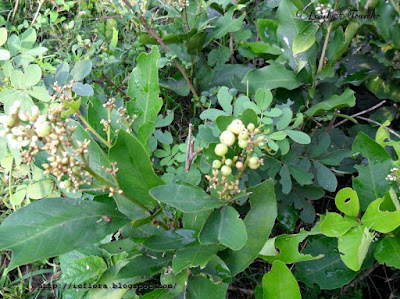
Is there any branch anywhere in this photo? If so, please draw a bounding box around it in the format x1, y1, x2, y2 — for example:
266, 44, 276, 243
341, 262, 380, 294
356, 116, 400, 139
11, 0, 19, 24
331, 100, 386, 130
185, 123, 202, 172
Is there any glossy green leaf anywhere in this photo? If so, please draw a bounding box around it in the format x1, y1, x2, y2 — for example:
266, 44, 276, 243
127, 46, 163, 146
362, 196, 400, 233
222, 180, 277, 275
374, 233, 400, 269
199, 206, 247, 250
110, 130, 164, 210
338, 225, 372, 271
0, 198, 128, 269
207, 8, 245, 42
143, 229, 196, 251
285, 130, 311, 144
172, 243, 219, 273
262, 260, 301, 299
242, 64, 301, 92
305, 89, 356, 117
150, 184, 223, 212
352, 132, 392, 210
320, 212, 354, 237
293, 23, 318, 54
335, 187, 360, 217
60, 255, 107, 284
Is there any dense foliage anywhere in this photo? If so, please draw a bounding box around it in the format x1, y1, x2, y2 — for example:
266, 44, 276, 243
0, 0, 399, 298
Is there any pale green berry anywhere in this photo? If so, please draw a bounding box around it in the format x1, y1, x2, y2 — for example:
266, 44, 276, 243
221, 165, 232, 176
238, 139, 248, 149
215, 143, 228, 156
238, 130, 249, 140
220, 130, 235, 146
60, 180, 72, 189
236, 161, 243, 169
212, 160, 222, 169
36, 122, 52, 137
258, 141, 265, 147
225, 159, 233, 166
249, 156, 260, 169
228, 119, 245, 134
247, 123, 255, 132
72, 166, 81, 174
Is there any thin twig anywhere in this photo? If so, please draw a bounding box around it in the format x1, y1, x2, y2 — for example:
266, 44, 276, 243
331, 100, 386, 130
185, 123, 202, 172
229, 32, 235, 63
11, 0, 19, 24
31, 0, 44, 25
101, 72, 128, 99
228, 285, 254, 295
342, 262, 380, 294
356, 116, 400, 139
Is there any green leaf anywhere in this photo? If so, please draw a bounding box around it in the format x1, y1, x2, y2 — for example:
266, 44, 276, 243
0, 49, 10, 60
207, 8, 245, 42
217, 86, 233, 114
262, 260, 301, 299
280, 164, 292, 194
295, 236, 361, 290
320, 212, 354, 237
172, 243, 219, 273
26, 180, 54, 199
269, 131, 287, 140
0, 198, 128, 269
222, 180, 277, 275
287, 164, 313, 185
361, 196, 400, 233
70, 60, 92, 81
276, 108, 293, 130
199, 206, 247, 250
242, 64, 301, 92
110, 130, 164, 210
127, 46, 163, 146
352, 132, 392, 210
259, 229, 323, 264
338, 225, 372, 271
186, 276, 228, 299
20, 28, 36, 52
60, 255, 107, 284
255, 88, 272, 110
314, 161, 337, 192
335, 187, 360, 217
293, 23, 318, 54
285, 130, 311, 144
374, 233, 400, 269
305, 89, 356, 117
28, 86, 51, 102
143, 229, 196, 251
117, 251, 173, 279
150, 184, 223, 212
0, 28, 7, 47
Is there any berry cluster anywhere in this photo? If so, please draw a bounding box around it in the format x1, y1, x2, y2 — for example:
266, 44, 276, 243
206, 119, 266, 200
386, 167, 400, 190
0, 101, 92, 193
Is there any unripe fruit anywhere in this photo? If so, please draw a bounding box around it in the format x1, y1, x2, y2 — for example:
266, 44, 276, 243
60, 180, 72, 189
36, 122, 51, 137
4, 115, 16, 127
225, 159, 233, 166
221, 165, 232, 176
220, 130, 235, 146
249, 156, 260, 169
212, 160, 222, 169
72, 166, 81, 174
228, 119, 245, 134
238, 130, 249, 140
247, 123, 255, 132
236, 161, 243, 169
215, 143, 228, 156
238, 139, 248, 149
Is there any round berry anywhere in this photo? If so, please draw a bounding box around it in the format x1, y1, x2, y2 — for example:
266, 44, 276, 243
236, 161, 243, 169
238, 139, 248, 149
215, 143, 228, 157
4, 115, 16, 127
228, 119, 245, 134
238, 130, 249, 140
249, 157, 260, 169
212, 160, 222, 169
221, 165, 232, 176
220, 130, 236, 146
225, 159, 233, 166
60, 180, 72, 189
36, 121, 51, 137
247, 123, 255, 132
